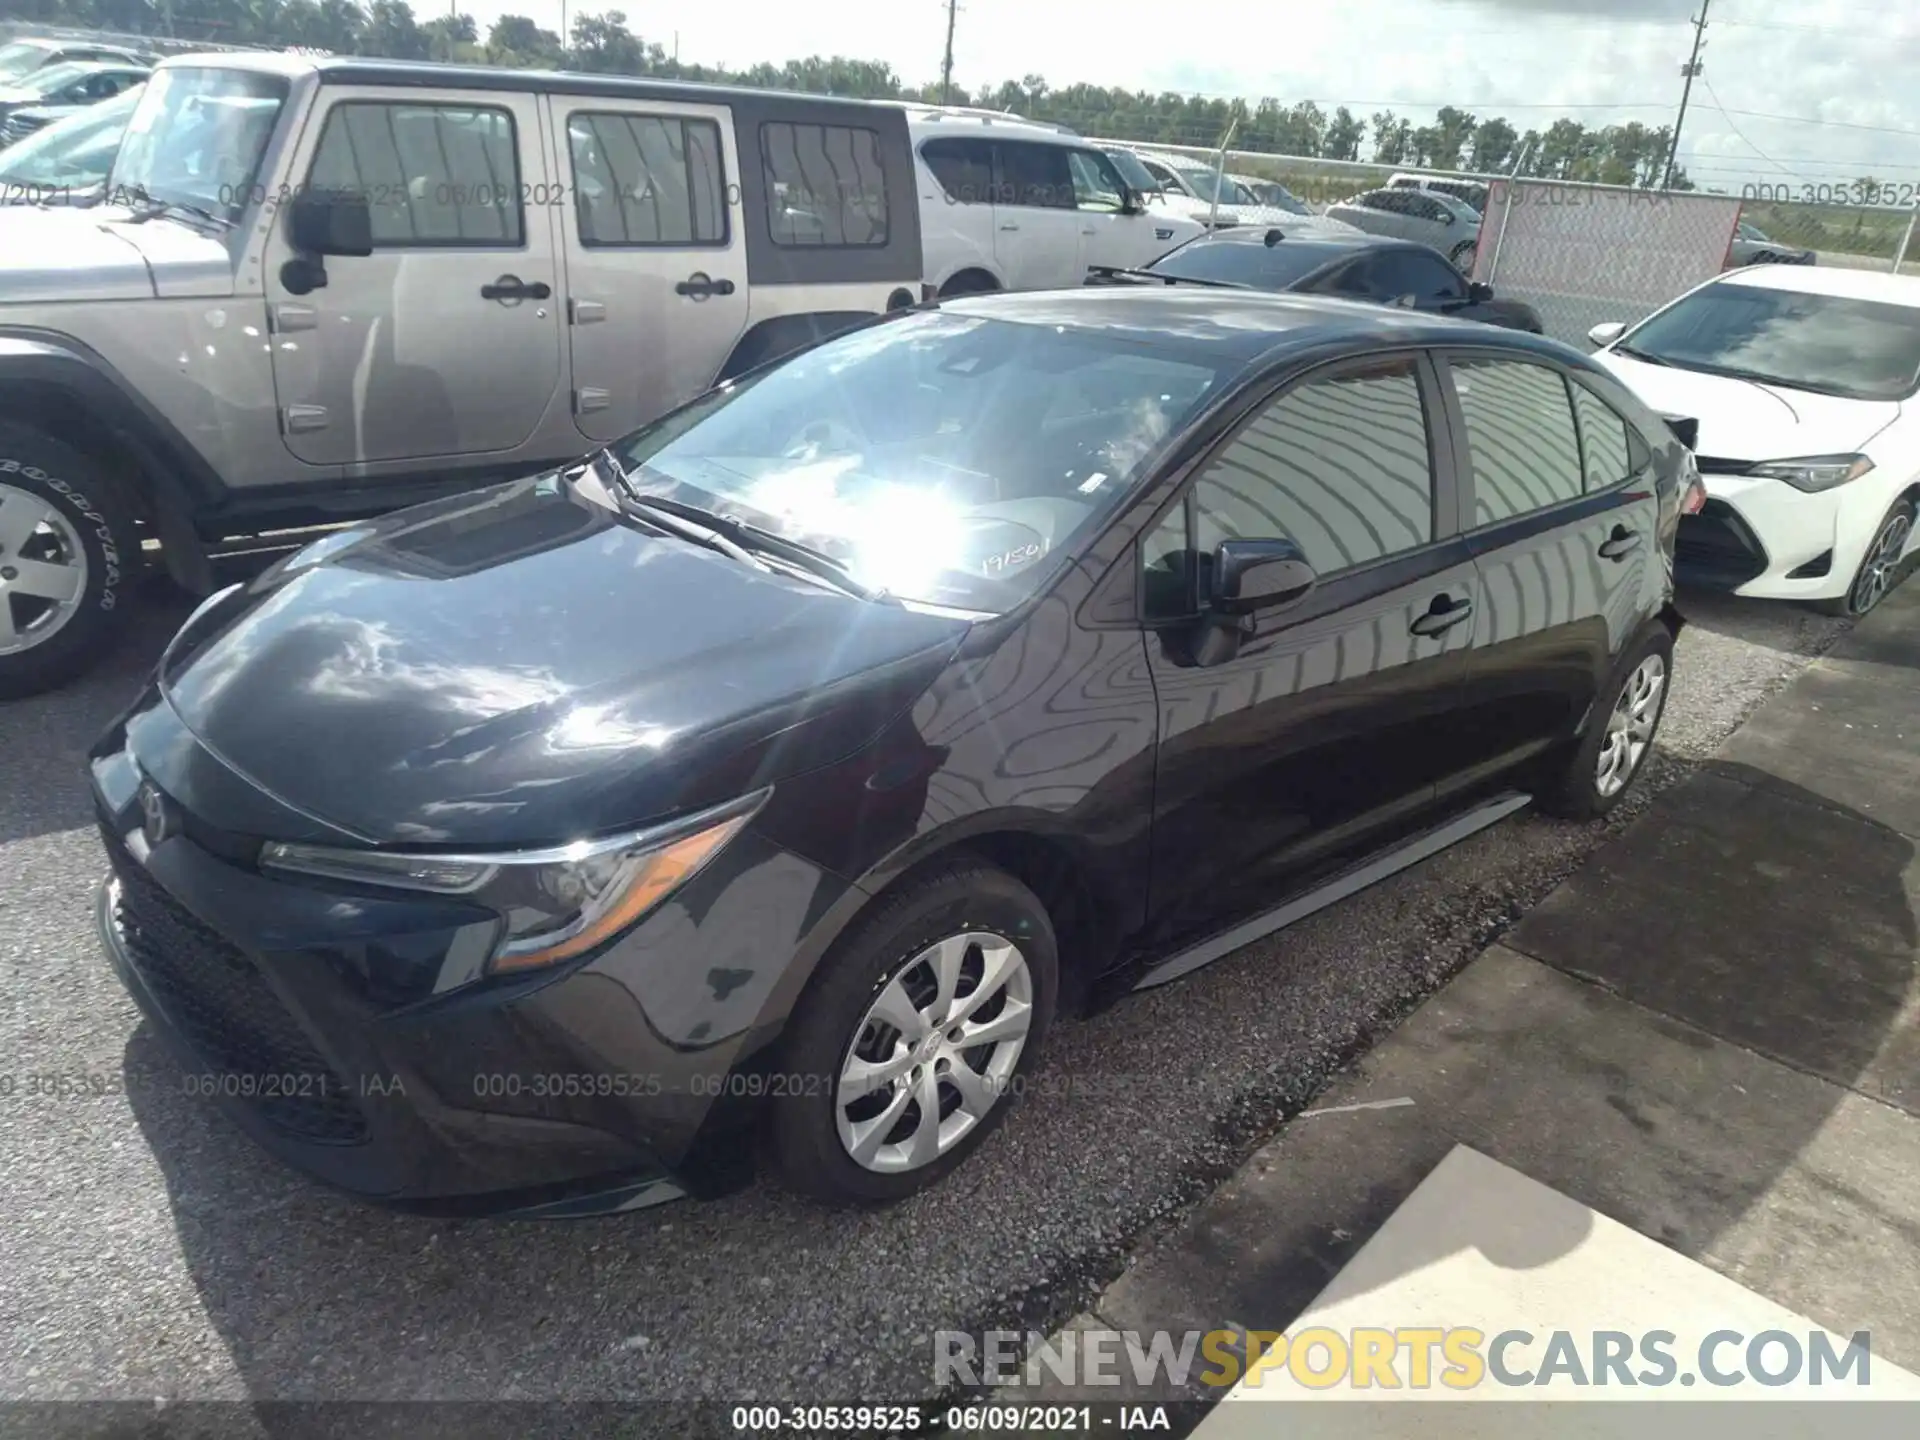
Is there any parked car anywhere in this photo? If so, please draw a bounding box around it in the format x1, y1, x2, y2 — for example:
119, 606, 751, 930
1328, 186, 1483, 269
1727, 220, 1815, 269
1118, 146, 1360, 235
0, 35, 150, 84
1590, 264, 1920, 616
0, 53, 926, 698
1228, 173, 1314, 214
1387, 171, 1492, 214
0, 59, 147, 138
1087, 229, 1544, 332
90, 288, 1688, 1215
0, 81, 138, 205
910, 110, 1203, 296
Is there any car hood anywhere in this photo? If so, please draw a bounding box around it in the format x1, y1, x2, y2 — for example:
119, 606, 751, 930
0, 206, 231, 301
1594, 349, 1901, 463
156, 474, 973, 847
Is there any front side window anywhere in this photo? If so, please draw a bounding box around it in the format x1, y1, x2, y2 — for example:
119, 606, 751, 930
760, 121, 888, 247
1068, 149, 1125, 212
308, 102, 522, 247
110, 64, 286, 222
567, 111, 724, 247
611, 311, 1228, 613
1454, 358, 1584, 525
1145, 357, 1436, 616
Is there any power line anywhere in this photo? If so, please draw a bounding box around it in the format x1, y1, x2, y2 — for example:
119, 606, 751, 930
1697, 73, 1800, 181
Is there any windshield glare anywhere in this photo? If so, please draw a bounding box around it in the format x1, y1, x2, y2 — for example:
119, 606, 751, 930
610, 312, 1227, 612
110, 66, 285, 219
0, 86, 137, 188
15, 61, 96, 97
1623, 282, 1920, 401
0, 42, 54, 82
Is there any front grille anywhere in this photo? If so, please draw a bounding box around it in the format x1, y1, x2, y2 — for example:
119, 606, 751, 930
107, 839, 369, 1144
1675, 498, 1770, 589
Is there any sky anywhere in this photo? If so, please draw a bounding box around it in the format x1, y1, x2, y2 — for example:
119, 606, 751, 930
451, 0, 1920, 191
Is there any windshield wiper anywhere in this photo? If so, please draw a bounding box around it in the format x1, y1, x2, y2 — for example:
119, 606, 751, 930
1609, 342, 1672, 367
119, 183, 232, 231
590, 453, 887, 603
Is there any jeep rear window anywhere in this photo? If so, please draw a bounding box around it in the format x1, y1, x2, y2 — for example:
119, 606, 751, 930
759, 121, 888, 248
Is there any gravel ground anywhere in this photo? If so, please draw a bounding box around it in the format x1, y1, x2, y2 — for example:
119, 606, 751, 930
0, 579, 1849, 1409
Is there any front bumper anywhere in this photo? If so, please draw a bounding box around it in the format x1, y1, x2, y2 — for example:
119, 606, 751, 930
89, 698, 855, 1217
1676, 472, 1851, 599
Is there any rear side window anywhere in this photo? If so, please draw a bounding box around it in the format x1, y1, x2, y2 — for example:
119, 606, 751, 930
759, 121, 889, 247
307, 102, 522, 247
566, 111, 725, 247
1180, 357, 1436, 586
997, 141, 1074, 210
1570, 385, 1644, 491
1454, 359, 1584, 524
922, 136, 993, 205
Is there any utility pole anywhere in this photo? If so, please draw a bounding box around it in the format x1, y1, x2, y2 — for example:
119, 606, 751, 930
1662, 0, 1710, 191
939, 0, 958, 106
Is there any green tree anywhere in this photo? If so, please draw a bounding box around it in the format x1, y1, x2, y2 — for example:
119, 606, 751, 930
360, 0, 427, 59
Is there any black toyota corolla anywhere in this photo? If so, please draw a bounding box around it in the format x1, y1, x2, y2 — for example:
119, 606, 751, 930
91, 290, 1692, 1217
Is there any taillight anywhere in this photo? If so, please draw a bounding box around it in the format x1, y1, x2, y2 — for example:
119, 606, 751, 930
1681, 473, 1708, 515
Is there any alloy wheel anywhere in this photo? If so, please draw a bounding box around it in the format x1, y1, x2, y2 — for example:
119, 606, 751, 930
1595, 653, 1666, 798
1848, 511, 1912, 617
836, 931, 1033, 1174
0, 481, 89, 657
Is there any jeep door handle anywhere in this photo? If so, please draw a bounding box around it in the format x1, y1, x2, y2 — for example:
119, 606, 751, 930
675, 273, 736, 299
1598, 526, 1641, 562
480, 274, 550, 301
1410, 594, 1474, 637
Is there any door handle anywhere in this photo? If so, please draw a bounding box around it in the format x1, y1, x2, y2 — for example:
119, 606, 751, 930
674, 273, 736, 299
1598, 525, 1641, 561
1410, 594, 1474, 637
999, 222, 1020, 232
480, 275, 550, 301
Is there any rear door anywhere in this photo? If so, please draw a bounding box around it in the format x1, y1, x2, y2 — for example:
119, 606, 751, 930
1440, 351, 1664, 794
552, 96, 748, 442
990, 139, 1084, 289
1140, 351, 1485, 946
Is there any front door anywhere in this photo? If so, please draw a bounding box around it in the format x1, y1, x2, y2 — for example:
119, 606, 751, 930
1140, 352, 1484, 946
1069, 146, 1177, 271
263, 88, 563, 468
991, 139, 1085, 290
1440, 353, 1666, 791
552, 96, 750, 443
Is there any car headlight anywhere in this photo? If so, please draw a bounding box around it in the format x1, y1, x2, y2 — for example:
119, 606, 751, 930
259, 790, 767, 974
1747, 454, 1875, 493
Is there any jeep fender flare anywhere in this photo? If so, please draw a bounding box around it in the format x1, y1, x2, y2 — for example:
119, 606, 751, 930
714, 311, 887, 385
0, 328, 225, 593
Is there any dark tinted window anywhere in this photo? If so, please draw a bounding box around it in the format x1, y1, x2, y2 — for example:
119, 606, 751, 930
1185, 357, 1436, 583
1148, 239, 1343, 289
922, 136, 993, 205
759, 122, 888, 247
308, 102, 522, 247
1364, 250, 1467, 302
567, 111, 725, 247
998, 140, 1074, 209
1571, 385, 1640, 490
1454, 359, 1584, 524
1621, 282, 1920, 402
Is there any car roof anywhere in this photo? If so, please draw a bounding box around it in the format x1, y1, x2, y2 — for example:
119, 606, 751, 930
1172, 229, 1438, 259
907, 113, 1081, 144
935, 287, 1565, 367
1713, 263, 1920, 307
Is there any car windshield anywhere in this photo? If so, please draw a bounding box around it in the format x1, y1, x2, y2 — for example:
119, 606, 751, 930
1621, 281, 1920, 401
0, 42, 55, 83
0, 84, 138, 188
1250, 184, 1311, 215
608, 311, 1229, 613
13, 61, 99, 98
1104, 148, 1161, 194
109, 65, 285, 221
1173, 162, 1237, 202
1147, 239, 1336, 289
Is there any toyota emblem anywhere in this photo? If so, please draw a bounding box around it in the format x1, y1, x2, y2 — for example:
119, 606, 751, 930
139, 782, 179, 847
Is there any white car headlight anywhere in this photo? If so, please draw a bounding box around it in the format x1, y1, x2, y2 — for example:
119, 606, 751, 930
1747, 454, 1875, 493
260, 790, 766, 974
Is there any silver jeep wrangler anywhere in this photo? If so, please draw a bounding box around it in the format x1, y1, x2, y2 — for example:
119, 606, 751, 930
0, 53, 925, 697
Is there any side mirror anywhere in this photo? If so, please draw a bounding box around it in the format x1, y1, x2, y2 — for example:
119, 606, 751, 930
1661, 413, 1700, 451
1120, 186, 1146, 216
288, 188, 373, 258
1468, 280, 1494, 303
1441, 211, 1456, 226
1210, 537, 1317, 615
1588, 320, 1627, 348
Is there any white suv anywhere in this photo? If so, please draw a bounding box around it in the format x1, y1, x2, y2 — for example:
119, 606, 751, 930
1591, 265, 1920, 616
906, 111, 1203, 295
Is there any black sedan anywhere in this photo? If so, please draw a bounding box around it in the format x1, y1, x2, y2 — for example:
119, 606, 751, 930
1090, 228, 1545, 332
92, 290, 1685, 1216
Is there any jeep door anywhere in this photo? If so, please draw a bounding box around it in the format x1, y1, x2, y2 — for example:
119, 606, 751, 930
554, 97, 750, 443
263, 87, 564, 469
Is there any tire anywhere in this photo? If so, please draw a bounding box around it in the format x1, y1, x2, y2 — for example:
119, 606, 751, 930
1538, 625, 1674, 821
0, 424, 139, 700
1813, 499, 1913, 618
765, 857, 1058, 1205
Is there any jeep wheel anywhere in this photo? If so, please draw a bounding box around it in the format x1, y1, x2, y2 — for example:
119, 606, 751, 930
0, 425, 138, 700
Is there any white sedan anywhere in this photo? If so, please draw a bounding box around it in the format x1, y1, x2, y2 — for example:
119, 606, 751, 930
1589, 265, 1920, 616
